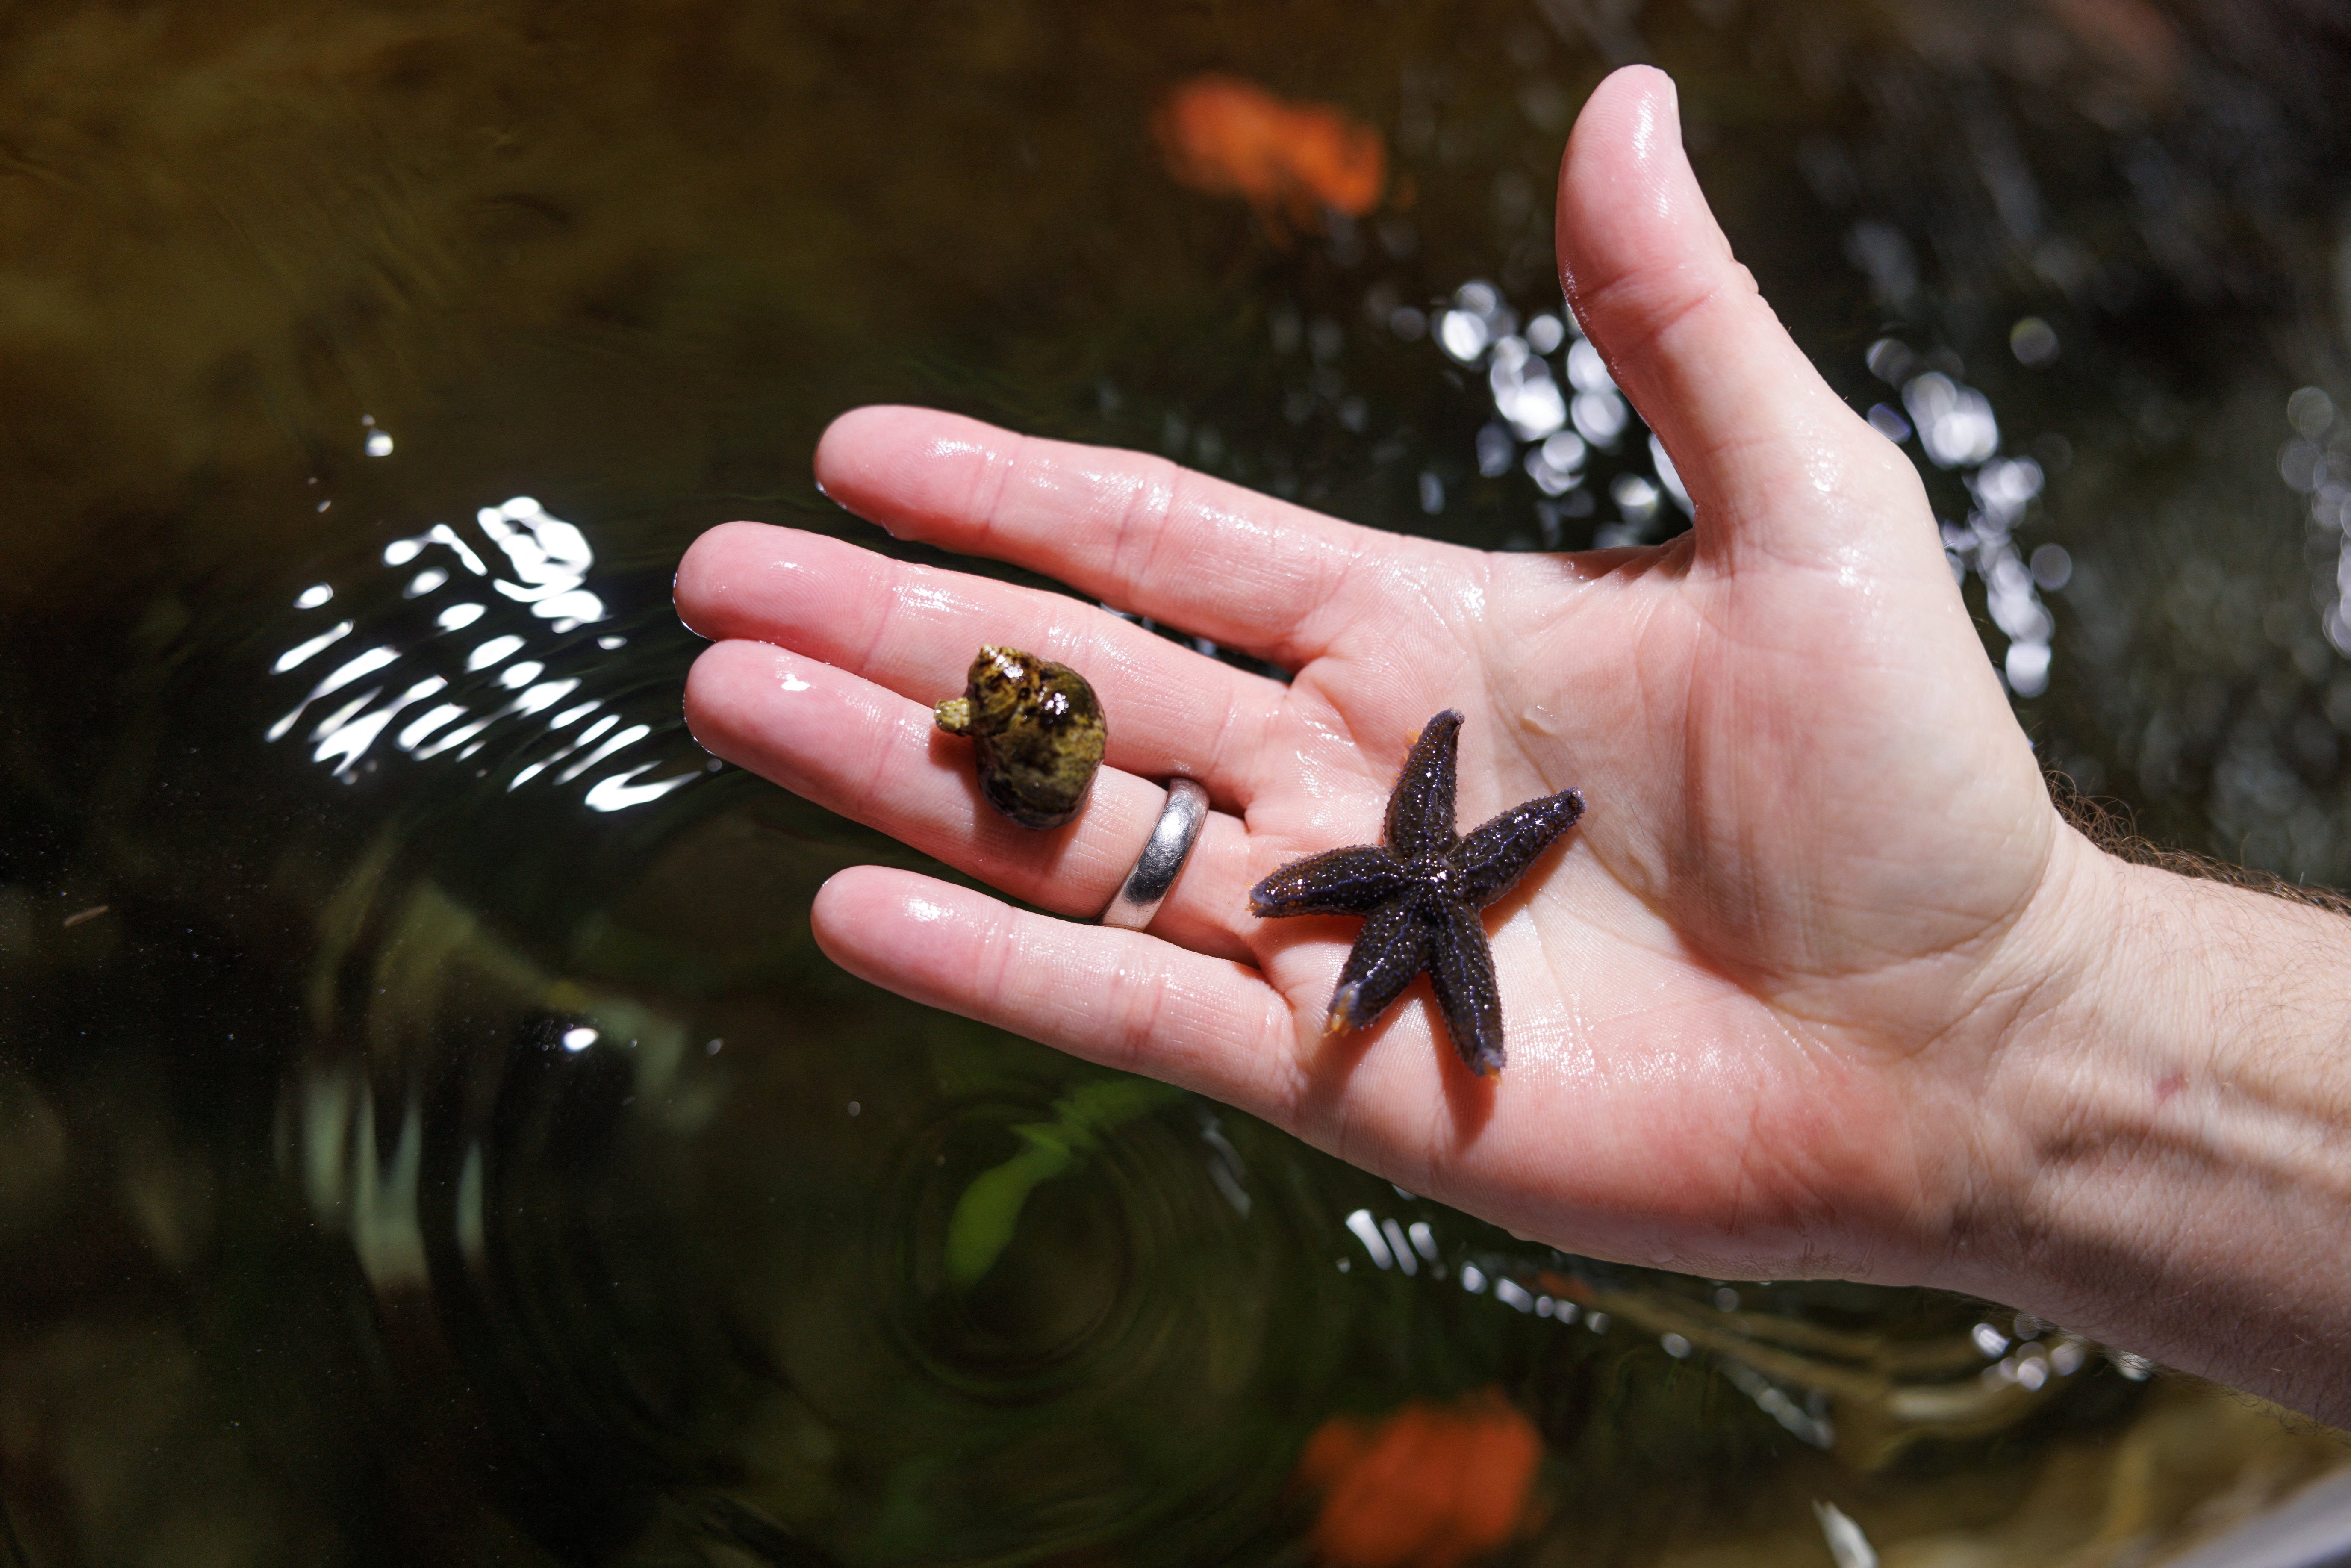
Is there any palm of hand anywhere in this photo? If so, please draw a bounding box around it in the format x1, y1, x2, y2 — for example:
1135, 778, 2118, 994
678, 68, 2063, 1283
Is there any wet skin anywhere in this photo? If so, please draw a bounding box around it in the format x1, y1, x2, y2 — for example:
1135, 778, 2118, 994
678, 66, 2351, 1427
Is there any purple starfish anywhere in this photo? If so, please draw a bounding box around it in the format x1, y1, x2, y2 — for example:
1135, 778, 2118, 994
1247, 711, 1585, 1076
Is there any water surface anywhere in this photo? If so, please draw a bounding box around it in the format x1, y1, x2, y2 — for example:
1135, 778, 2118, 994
2, 0, 2348, 1562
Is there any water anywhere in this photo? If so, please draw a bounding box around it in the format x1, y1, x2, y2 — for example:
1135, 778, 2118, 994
2, 0, 2348, 1562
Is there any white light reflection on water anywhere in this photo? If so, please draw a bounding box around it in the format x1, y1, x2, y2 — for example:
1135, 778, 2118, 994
2009, 318, 2059, 369
268, 494, 701, 809
266, 644, 397, 740
1423, 279, 1684, 550
273, 619, 351, 672
1336, 1197, 2121, 1468
1648, 433, 1689, 513
2290, 388, 2351, 656
1813, 1501, 1878, 1568
466, 634, 527, 671
1726, 1359, 1837, 1448
1343, 1208, 1394, 1269
1488, 336, 1567, 441
1868, 337, 2059, 697
1381, 1216, 1418, 1276
1610, 475, 1660, 529
312, 676, 448, 778
1525, 430, 1586, 497
1904, 372, 1999, 468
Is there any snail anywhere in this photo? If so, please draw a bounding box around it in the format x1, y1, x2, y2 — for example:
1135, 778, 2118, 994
933, 646, 1107, 829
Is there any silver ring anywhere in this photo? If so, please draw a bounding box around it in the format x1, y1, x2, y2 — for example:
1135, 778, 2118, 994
1099, 777, 1208, 930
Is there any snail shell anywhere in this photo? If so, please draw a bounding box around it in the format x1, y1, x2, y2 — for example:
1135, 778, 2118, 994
934, 646, 1107, 829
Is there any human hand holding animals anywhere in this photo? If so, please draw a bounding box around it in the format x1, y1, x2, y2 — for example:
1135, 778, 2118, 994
678, 66, 2351, 1427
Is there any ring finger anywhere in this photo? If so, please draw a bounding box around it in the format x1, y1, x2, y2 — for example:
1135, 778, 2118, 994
684, 636, 1258, 958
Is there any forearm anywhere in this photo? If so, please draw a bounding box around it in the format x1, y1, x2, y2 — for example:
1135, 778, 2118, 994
1953, 830, 2351, 1426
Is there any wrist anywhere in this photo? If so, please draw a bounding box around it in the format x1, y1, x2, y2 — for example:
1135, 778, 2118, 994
1936, 827, 2351, 1424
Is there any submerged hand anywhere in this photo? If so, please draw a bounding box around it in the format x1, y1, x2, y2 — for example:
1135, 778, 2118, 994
680, 67, 2351, 1421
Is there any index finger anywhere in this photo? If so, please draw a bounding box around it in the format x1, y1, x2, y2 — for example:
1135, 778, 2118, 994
813, 407, 1428, 669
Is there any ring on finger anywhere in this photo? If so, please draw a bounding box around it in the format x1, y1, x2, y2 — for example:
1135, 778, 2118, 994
1099, 777, 1208, 931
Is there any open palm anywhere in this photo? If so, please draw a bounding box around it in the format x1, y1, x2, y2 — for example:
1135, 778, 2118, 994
678, 68, 2073, 1287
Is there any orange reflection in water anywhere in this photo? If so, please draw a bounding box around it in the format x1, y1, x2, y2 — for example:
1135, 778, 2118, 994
1294, 1388, 1543, 1568
2042, 0, 2180, 96
1152, 73, 1386, 234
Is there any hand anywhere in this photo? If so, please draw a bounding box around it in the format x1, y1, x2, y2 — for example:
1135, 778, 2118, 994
678, 65, 2087, 1287
682, 67, 2351, 1425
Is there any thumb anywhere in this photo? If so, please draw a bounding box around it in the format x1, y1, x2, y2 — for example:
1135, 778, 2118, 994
1556, 67, 1923, 566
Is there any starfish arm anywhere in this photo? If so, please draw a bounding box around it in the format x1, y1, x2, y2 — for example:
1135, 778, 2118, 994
1325, 899, 1433, 1034
1382, 710, 1464, 860
1426, 898, 1506, 1075
1452, 789, 1585, 906
1249, 846, 1415, 917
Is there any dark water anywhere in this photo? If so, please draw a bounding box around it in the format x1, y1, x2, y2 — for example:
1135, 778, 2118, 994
3, 0, 2348, 1563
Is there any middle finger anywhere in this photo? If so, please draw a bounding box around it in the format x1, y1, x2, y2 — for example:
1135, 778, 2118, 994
677, 520, 1289, 801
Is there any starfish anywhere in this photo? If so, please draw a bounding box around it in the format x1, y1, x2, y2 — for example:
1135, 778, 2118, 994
1247, 711, 1585, 1076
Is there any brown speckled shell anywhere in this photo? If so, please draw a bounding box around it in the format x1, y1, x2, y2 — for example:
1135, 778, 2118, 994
933, 646, 1106, 829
